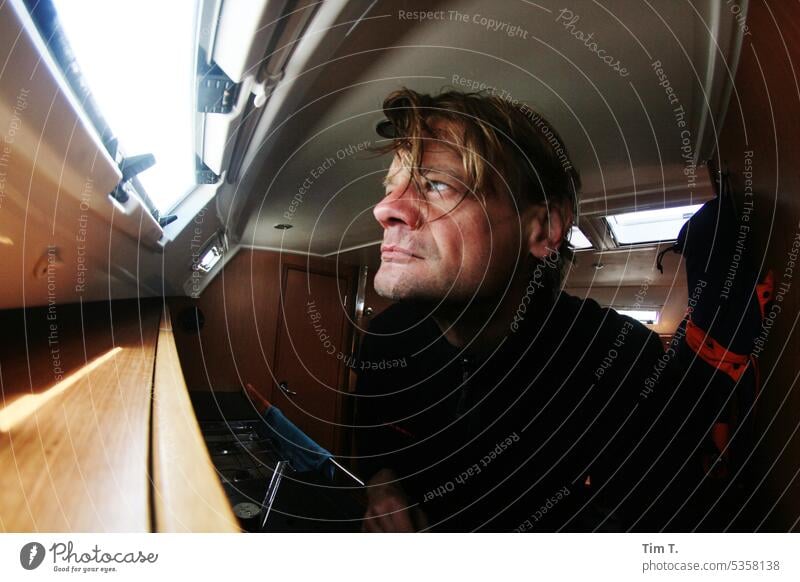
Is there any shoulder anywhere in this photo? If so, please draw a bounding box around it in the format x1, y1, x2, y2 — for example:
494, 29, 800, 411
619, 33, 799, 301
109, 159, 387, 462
555, 291, 663, 359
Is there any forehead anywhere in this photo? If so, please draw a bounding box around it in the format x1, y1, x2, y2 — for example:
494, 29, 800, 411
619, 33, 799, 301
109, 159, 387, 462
387, 117, 467, 171
387, 141, 464, 175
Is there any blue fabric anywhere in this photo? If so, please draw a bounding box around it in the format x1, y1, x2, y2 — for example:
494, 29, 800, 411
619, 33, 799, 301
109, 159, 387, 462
260, 406, 334, 480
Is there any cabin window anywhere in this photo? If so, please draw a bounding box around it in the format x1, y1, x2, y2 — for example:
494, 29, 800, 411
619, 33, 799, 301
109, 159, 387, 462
43, 0, 199, 215
616, 309, 660, 326
605, 203, 703, 245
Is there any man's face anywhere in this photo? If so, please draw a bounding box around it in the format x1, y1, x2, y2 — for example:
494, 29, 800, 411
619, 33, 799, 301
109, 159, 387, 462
373, 136, 528, 304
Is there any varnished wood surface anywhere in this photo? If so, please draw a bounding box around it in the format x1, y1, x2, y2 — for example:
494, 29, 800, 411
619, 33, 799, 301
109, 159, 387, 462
0, 300, 160, 532
171, 249, 285, 398
272, 266, 351, 453
151, 307, 239, 532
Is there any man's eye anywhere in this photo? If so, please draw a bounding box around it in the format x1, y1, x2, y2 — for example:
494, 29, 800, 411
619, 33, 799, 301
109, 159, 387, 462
425, 180, 451, 194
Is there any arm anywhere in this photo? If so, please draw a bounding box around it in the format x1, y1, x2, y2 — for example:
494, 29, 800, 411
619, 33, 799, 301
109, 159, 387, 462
244, 382, 271, 415
352, 332, 428, 531
361, 468, 429, 532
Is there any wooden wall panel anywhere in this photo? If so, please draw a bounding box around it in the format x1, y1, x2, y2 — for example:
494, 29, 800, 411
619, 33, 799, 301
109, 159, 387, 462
171, 249, 284, 401
171, 249, 358, 428
272, 266, 353, 453
717, 0, 800, 530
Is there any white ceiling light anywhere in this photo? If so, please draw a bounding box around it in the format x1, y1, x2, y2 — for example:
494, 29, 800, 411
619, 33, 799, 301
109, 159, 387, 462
606, 204, 703, 245
194, 234, 225, 273
52, 0, 198, 214
568, 226, 593, 250
617, 309, 660, 325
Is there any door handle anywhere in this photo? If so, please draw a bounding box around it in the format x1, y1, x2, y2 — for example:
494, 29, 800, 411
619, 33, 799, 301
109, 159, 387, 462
278, 381, 297, 396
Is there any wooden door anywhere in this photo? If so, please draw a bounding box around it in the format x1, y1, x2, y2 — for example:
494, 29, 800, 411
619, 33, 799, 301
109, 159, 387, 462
272, 265, 354, 454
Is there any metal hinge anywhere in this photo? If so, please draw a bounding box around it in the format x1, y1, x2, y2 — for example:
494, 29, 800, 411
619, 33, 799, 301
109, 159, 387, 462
197, 59, 240, 114
195, 154, 220, 184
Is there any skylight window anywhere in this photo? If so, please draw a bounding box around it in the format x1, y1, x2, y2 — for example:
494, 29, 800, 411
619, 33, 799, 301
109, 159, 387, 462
52, 0, 198, 214
606, 204, 702, 245
568, 226, 593, 250
617, 309, 660, 325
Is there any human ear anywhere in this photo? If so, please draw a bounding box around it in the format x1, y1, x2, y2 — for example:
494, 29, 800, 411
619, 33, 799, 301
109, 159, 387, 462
525, 201, 573, 258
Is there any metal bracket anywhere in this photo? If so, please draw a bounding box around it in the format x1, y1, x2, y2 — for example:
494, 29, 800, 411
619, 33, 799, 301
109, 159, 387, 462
197, 60, 240, 114
195, 154, 220, 184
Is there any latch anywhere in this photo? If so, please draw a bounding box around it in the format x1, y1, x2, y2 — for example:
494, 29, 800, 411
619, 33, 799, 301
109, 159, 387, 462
251, 71, 285, 108
109, 153, 155, 204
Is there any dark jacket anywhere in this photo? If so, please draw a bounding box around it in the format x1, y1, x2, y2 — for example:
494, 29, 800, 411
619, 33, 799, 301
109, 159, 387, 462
353, 291, 709, 532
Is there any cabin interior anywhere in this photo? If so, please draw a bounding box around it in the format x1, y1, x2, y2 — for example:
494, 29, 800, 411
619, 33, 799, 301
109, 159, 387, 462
1, 0, 798, 532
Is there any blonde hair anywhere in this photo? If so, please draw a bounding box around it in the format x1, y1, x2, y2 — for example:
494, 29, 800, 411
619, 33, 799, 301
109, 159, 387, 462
377, 87, 582, 287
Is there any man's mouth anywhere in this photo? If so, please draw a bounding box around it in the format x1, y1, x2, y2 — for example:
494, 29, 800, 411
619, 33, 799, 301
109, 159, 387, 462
380, 245, 422, 262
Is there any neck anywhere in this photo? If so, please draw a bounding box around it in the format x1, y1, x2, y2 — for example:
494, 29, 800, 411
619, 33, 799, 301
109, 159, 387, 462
431, 266, 545, 359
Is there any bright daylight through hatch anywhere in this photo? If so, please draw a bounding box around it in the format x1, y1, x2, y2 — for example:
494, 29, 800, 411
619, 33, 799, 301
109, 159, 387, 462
53, 0, 197, 214
606, 204, 703, 245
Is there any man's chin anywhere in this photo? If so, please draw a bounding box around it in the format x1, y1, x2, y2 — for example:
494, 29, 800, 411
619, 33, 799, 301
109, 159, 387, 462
374, 269, 431, 303
373, 276, 408, 302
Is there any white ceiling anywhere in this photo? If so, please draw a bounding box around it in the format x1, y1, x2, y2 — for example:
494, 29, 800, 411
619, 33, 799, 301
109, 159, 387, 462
224, 0, 744, 257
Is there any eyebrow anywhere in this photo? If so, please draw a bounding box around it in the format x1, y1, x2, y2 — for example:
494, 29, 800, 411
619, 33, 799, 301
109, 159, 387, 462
381, 165, 409, 188
382, 153, 467, 188
421, 167, 463, 179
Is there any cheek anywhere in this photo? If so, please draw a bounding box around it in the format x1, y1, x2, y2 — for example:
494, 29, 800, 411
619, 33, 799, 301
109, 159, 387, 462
429, 221, 468, 269
430, 207, 522, 278
435, 216, 495, 274
475, 215, 525, 281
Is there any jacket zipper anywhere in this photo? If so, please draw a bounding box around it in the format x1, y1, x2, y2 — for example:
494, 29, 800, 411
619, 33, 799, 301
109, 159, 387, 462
456, 354, 473, 417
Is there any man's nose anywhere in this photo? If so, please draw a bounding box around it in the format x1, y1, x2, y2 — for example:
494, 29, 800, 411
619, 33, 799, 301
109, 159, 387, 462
373, 181, 423, 229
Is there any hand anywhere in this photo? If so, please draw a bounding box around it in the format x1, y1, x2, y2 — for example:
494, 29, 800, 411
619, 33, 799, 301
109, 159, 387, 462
361, 469, 429, 532
244, 383, 271, 415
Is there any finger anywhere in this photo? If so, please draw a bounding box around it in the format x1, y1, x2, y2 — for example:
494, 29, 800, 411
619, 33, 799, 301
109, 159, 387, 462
411, 507, 429, 531
390, 509, 415, 532
378, 504, 414, 532
362, 511, 384, 533
367, 500, 411, 532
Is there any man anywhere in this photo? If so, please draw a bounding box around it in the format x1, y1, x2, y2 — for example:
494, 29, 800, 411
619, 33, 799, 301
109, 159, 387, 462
354, 88, 710, 532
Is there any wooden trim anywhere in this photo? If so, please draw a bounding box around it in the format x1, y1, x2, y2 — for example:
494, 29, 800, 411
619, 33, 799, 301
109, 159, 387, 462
0, 301, 159, 532
151, 306, 239, 532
